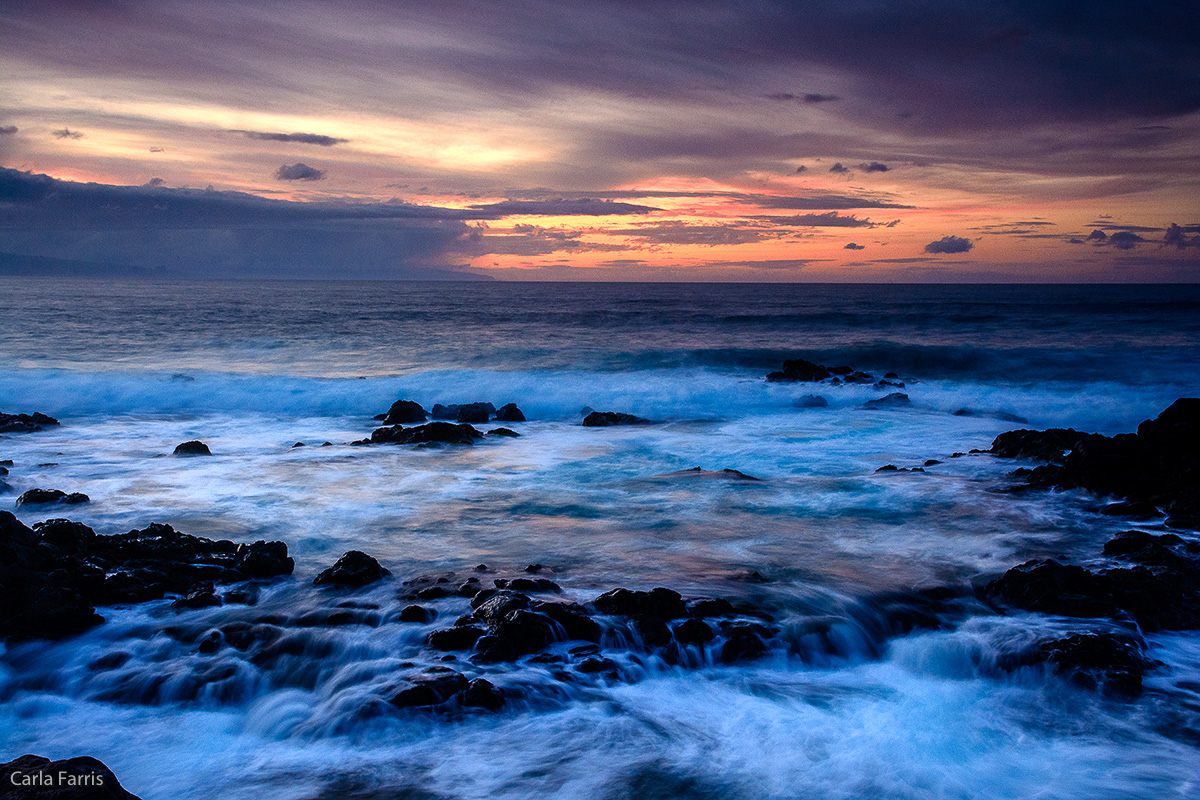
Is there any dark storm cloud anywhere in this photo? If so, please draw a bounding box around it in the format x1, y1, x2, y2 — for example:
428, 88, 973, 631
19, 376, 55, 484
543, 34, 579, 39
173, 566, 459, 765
859, 162, 889, 172
0, 126, 17, 135
275, 163, 325, 181
924, 235, 974, 254
236, 130, 349, 146
1087, 229, 1107, 242
763, 92, 841, 103
829, 163, 850, 174
51, 128, 84, 140
844, 242, 865, 249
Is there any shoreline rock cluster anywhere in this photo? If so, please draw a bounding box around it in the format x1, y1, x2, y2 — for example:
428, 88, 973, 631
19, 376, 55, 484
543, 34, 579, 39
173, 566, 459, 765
0, 411, 59, 434
765, 358, 904, 390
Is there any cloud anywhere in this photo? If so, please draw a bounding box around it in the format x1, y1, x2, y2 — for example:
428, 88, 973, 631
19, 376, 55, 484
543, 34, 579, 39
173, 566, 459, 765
142, 177, 165, 187
1164, 223, 1198, 249
52, 128, 84, 140
859, 162, 889, 172
275, 163, 325, 181
924, 235, 974, 254
757, 212, 875, 227
507, 188, 912, 209
1108, 230, 1144, 249
764, 92, 841, 103
829, 163, 850, 173
1086, 229, 1107, 242
467, 199, 657, 216
237, 130, 349, 146
0, 126, 17, 135
612, 220, 787, 245
844, 242, 865, 249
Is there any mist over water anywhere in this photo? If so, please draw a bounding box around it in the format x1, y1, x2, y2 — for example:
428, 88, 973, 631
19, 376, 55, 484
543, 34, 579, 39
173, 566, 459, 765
2, 279, 1199, 799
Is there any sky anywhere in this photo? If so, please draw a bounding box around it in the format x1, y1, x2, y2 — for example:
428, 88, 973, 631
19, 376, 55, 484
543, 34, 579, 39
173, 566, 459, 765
1, 0, 1198, 281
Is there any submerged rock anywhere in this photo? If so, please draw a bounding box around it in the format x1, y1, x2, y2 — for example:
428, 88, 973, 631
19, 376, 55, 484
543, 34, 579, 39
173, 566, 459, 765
653, 467, 761, 481
390, 666, 469, 708
792, 394, 828, 408
173, 440, 211, 456
0, 412, 60, 433
0, 754, 142, 799
488, 427, 520, 437
363, 422, 484, 446
582, 411, 651, 427
15, 488, 89, 507
863, 392, 910, 409
765, 358, 832, 382
314, 551, 390, 588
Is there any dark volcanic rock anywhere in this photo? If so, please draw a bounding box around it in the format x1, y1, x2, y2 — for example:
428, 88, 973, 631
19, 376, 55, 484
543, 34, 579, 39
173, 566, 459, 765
494, 403, 526, 422
488, 428, 520, 437
592, 587, 687, 619
991, 399, 1200, 528
456, 402, 494, 424
792, 394, 828, 408
399, 605, 436, 623
863, 392, 910, 409
766, 358, 832, 383
314, 550, 389, 588
366, 422, 484, 446
390, 667, 468, 708
462, 677, 505, 709
1, 512, 294, 641
1039, 632, 1157, 697
382, 399, 428, 424
582, 411, 651, 427
0, 412, 60, 434
173, 440, 211, 456
673, 617, 714, 644
0, 754, 142, 799
15, 488, 90, 507
427, 626, 486, 650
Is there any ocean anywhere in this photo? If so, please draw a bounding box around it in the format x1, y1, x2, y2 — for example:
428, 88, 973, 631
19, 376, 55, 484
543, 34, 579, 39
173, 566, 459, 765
2, 279, 1199, 799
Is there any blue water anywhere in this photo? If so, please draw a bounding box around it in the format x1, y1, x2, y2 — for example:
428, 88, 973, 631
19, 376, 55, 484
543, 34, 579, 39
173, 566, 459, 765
1, 279, 1199, 799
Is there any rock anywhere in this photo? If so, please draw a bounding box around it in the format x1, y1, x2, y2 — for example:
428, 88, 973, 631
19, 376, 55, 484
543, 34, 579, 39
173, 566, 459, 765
367, 421, 484, 446
496, 577, 561, 593
673, 618, 714, 644
720, 622, 771, 663
399, 605, 436, 623
531, 600, 601, 642
0, 754, 142, 799
1098, 500, 1161, 519
15, 488, 89, 507
1039, 632, 1157, 697
592, 587, 687, 619
462, 677, 505, 709
173, 440, 211, 456
863, 392, 910, 409
291, 442, 305, 448
792, 394, 828, 408
494, 403, 526, 422
0, 412, 60, 433
924, 459, 942, 466
171, 587, 221, 609
952, 408, 1027, 423
844, 371, 875, 384
576, 656, 617, 674
654, 467, 761, 481
473, 591, 531, 626
426, 626, 486, 650
488, 428, 520, 437
686, 598, 735, 618
492, 609, 559, 655
235, 540, 294, 578
582, 411, 651, 427
430, 404, 460, 420
313, 550, 390, 588
456, 402, 495, 423
876, 464, 898, 472
390, 667, 468, 708
765, 358, 832, 382
383, 399, 428, 424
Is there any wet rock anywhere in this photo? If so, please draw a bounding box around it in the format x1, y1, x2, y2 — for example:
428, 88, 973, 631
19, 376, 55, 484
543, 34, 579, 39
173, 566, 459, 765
0, 412, 60, 433
493, 609, 559, 654
1039, 632, 1158, 697
173, 440, 211, 456
875, 379, 906, 390
462, 677, 505, 709
366, 421, 484, 446
171, 587, 221, 610
494, 403, 526, 422
399, 605, 436, 623
582, 411, 651, 427
313, 550, 390, 588
863, 392, 910, 409
488, 428, 520, 437
291, 442, 305, 448
655, 467, 761, 481
235, 540, 294, 578
843, 371, 875, 384
720, 622, 772, 663
792, 394, 828, 408
430, 404, 460, 420
456, 402, 494, 424
1098, 500, 1161, 519
765, 358, 832, 382
390, 667, 468, 708
686, 598, 735, 618
989, 427, 1094, 462
0, 754, 142, 799
15, 488, 89, 507
427, 626, 486, 650
495, 577, 561, 593
673, 618, 714, 644
33, 518, 97, 554
473, 591, 530, 624
632, 615, 672, 646
924, 459, 942, 466
382, 399, 428, 424
530, 600, 601, 642
576, 656, 617, 674
593, 587, 687, 619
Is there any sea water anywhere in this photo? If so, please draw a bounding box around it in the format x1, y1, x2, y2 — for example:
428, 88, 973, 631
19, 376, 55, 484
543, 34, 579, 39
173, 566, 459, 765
1, 279, 1198, 799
